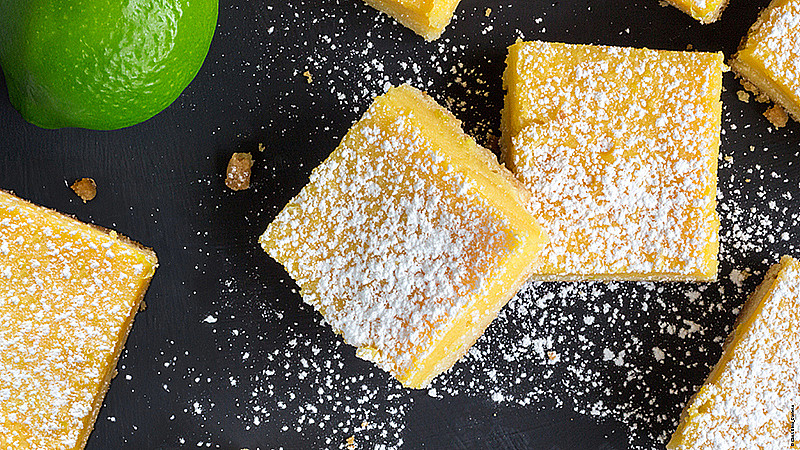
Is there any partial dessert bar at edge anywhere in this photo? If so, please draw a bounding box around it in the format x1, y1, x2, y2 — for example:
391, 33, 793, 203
260, 84, 547, 388
664, 0, 729, 24
503, 40, 723, 281
730, 0, 800, 124
362, 0, 462, 40
0, 190, 158, 449
667, 256, 800, 449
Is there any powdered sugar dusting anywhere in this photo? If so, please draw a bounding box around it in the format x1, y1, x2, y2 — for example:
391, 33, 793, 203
669, 256, 800, 449
0, 191, 157, 448
77, 2, 800, 448
505, 41, 722, 280
261, 85, 528, 384
744, 0, 800, 116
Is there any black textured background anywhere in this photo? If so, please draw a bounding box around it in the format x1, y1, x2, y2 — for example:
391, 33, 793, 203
1, 0, 798, 448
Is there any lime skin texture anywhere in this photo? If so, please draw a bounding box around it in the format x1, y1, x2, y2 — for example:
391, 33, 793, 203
0, 0, 219, 130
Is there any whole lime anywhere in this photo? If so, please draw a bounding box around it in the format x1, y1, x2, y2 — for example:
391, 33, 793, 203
0, 0, 218, 130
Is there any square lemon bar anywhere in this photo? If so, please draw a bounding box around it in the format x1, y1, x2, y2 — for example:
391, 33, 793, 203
260, 84, 547, 388
363, 0, 462, 40
730, 0, 800, 124
503, 41, 723, 281
664, 0, 728, 24
0, 190, 158, 449
667, 256, 800, 449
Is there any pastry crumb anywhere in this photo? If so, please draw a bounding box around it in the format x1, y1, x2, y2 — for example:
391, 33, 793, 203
736, 90, 750, 103
485, 7, 492, 17
763, 104, 789, 128
547, 351, 558, 361
70, 178, 97, 202
739, 79, 770, 102
345, 435, 356, 449
303, 70, 313, 84
225, 152, 254, 191
258, 142, 266, 152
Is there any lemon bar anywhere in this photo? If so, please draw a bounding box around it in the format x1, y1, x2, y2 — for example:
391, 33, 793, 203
668, 256, 800, 449
664, 0, 728, 24
0, 190, 158, 449
363, 0, 462, 40
502, 41, 723, 281
260, 84, 547, 388
730, 0, 800, 124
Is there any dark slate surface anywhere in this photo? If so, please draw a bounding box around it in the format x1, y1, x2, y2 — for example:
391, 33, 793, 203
1, 0, 798, 448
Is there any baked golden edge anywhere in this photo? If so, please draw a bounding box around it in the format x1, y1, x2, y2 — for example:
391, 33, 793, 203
666, 256, 792, 449
0, 189, 158, 450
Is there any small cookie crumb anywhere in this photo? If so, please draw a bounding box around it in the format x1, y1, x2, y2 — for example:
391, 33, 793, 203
345, 435, 356, 449
547, 351, 558, 361
763, 104, 789, 128
303, 70, 313, 84
258, 142, 266, 152
70, 178, 97, 202
485, 7, 492, 17
739, 79, 770, 102
225, 152, 254, 191
736, 90, 750, 103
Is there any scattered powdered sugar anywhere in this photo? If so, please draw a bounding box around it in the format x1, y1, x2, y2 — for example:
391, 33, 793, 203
108, 1, 800, 448
168, 88, 798, 449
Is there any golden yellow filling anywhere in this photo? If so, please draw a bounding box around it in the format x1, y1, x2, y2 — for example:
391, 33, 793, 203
0, 190, 158, 450
363, 0, 462, 40
260, 84, 546, 388
668, 256, 800, 449
503, 41, 722, 281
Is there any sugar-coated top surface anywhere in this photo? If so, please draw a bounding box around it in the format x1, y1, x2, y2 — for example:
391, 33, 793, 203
262, 87, 529, 380
672, 256, 800, 449
741, 0, 800, 104
505, 41, 722, 279
0, 191, 157, 449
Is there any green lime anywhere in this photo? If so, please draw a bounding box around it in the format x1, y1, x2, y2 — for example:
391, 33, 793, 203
0, 0, 218, 130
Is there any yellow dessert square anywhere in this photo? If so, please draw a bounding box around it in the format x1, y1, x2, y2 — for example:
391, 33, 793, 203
731, 0, 800, 124
664, 0, 728, 24
0, 190, 158, 449
668, 256, 800, 449
502, 41, 723, 281
363, 0, 462, 40
260, 84, 547, 388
